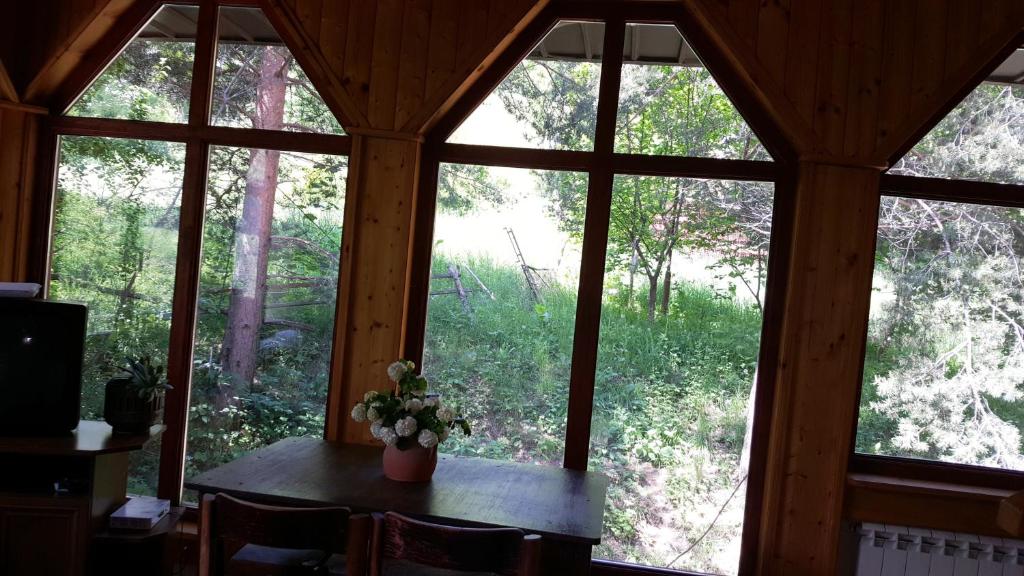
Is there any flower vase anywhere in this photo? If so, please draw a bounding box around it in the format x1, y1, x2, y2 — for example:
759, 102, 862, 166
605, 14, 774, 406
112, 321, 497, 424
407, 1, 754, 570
383, 443, 437, 482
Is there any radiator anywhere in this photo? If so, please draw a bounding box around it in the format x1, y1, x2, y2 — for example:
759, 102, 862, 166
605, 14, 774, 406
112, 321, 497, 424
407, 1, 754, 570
856, 523, 1024, 576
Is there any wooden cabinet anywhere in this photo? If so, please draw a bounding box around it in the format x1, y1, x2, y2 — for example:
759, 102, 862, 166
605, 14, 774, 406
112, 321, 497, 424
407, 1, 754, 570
0, 422, 161, 576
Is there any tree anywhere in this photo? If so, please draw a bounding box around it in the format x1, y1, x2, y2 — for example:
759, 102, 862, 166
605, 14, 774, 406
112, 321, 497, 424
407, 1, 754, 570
860, 84, 1024, 467
219, 47, 288, 399
496, 58, 769, 320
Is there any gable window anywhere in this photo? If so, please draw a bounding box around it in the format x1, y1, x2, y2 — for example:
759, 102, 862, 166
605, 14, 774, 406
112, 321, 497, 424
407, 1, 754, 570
414, 16, 778, 576
45, 2, 350, 499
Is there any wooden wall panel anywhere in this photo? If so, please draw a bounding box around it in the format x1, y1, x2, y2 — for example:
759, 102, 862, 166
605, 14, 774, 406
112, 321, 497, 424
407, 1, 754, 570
690, 0, 1024, 164
271, 0, 548, 133
0, 109, 38, 282
327, 135, 421, 444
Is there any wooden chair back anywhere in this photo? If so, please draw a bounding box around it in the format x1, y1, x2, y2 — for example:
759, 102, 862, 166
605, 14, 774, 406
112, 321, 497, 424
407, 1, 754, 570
370, 512, 541, 576
199, 492, 370, 576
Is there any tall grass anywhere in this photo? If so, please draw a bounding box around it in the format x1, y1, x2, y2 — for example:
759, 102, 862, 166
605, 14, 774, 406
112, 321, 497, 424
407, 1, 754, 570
423, 255, 763, 573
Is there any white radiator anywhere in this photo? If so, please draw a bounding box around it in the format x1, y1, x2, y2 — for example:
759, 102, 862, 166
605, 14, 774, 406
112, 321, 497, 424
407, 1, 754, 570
856, 523, 1024, 576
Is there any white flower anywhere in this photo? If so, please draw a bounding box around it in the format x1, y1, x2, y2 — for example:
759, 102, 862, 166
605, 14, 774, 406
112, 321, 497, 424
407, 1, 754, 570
436, 406, 454, 423
369, 420, 384, 438
379, 427, 399, 446
367, 407, 380, 422
387, 361, 408, 382
418, 429, 439, 448
363, 391, 378, 402
405, 398, 423, 414
439, 427, 450, 442
395, 416, 418, 437
351, 403, 367, 422
424, 396, 439, 408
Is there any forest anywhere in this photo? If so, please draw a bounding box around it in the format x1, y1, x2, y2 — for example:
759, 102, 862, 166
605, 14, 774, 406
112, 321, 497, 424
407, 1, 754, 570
46, 20, 1024, 576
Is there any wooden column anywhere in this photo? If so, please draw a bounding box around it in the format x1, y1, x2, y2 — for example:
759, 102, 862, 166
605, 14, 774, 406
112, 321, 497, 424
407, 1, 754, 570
0, 108, 38, 282
327, 133, 422, 443
757, 161, 881, 575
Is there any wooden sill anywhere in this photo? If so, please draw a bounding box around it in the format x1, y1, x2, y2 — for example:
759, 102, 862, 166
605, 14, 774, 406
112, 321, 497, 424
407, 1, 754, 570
845, 473, 1015, 537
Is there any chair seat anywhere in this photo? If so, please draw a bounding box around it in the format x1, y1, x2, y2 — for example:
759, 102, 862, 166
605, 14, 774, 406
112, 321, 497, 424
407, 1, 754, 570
227, 544, 347, 576
382, 559, 498, 576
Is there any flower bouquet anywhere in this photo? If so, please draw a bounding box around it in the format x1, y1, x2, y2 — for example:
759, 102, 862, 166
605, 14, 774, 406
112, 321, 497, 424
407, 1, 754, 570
351, 360, 470, 481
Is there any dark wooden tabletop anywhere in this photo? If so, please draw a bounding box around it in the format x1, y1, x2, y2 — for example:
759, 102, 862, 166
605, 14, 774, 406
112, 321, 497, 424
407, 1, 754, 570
185, 437, 609, 544
0, 421, 164, 455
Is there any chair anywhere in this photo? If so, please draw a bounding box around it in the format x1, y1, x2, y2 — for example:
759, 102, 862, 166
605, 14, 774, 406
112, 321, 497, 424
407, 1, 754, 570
199, 492, 371, 576
370, 512, 541, 576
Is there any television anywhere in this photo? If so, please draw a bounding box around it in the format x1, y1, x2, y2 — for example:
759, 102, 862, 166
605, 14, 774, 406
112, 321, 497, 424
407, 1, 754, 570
0, 299, 87, 435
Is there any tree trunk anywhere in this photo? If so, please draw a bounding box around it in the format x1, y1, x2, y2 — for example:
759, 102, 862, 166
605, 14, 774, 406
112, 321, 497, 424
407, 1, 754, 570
660, 258, 672, 317
740, 367, 758, 475
219, 47, 288, 408
646, 274, 658, 323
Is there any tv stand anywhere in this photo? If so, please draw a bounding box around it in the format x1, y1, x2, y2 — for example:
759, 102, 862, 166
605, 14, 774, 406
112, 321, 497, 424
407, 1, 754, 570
0, 421, 163, 576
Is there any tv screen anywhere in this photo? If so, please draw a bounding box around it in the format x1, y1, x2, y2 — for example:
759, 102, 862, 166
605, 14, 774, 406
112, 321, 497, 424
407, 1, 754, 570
0, 299, 87, 435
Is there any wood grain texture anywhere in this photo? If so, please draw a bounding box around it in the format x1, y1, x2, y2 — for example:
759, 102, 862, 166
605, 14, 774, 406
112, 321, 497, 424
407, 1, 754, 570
757, 163, 881, 575
0, 109, 37, 282
686, 0, 1024, 163
185, 438, 609, 544
330, 135, 421, 444
275, 0, 547, 133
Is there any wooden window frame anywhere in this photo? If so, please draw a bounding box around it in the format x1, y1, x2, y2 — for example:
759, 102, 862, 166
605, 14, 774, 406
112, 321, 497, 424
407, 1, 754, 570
33, 0, 353, 504
849, 173, 1024, 487
403, 5, 792, 576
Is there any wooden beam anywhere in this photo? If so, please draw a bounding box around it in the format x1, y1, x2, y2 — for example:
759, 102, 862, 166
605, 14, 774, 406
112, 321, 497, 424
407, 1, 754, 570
0, 110, 39, 282
0, 59, 18, 102
329, 134, 422, 444
406, 0, 553, 135
845, 473, 1012, 538
22, 0, 157, 106
261, 0, 370, 128
756, 162, 880, 575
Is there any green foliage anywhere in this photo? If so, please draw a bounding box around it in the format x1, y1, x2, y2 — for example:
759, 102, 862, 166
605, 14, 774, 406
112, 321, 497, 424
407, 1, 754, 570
119, 355, 173, 401
424, 257, 760, 570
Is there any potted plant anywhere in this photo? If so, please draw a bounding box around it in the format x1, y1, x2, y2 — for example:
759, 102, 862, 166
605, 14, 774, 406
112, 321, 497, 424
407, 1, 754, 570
104, 356, 173, 435
350, 360, 471, 482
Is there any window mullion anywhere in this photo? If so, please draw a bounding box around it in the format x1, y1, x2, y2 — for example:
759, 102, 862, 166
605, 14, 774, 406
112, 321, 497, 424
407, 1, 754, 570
158, 0, 218, 503
563, 18, 625, 471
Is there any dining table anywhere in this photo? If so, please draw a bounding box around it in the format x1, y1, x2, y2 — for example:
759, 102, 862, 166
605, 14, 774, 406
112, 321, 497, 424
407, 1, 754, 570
185, 437, 610, 575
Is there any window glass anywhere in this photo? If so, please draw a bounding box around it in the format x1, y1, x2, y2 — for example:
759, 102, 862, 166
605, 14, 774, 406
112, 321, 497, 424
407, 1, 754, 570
68, 5, 197, 123
185, 146, 347, 481
857, 198, 1024, 470
422, 164, 588, 465
49, 135, 186, 495
889, 50, 1023, 186
615, 24, 769, 160
448, 21, 603, 150
592, 176, 774, 575
210, 6, 343, 134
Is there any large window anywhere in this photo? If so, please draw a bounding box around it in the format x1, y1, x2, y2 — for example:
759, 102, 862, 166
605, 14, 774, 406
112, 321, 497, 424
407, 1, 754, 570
855, 60, 1024, 472
46, 2, 350, 500
418, 18, 776, 576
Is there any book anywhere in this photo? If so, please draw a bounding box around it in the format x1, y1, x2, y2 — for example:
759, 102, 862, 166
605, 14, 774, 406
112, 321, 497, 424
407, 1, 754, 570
109, 496, 170, 530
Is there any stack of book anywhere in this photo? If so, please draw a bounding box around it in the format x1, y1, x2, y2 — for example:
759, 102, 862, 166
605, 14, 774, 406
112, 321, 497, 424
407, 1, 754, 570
109, 496, 170, 530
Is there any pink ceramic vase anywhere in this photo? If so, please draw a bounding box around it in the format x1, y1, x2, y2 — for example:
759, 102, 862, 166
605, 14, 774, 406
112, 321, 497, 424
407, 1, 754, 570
382, 443, 437, 482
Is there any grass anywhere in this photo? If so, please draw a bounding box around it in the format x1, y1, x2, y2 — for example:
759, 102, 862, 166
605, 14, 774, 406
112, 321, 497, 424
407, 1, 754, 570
423, 255, 762, 574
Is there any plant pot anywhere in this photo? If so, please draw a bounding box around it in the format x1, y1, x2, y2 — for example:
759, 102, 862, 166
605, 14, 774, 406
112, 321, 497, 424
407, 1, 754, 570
382, 443, 437, 482
104, 377, 164, 435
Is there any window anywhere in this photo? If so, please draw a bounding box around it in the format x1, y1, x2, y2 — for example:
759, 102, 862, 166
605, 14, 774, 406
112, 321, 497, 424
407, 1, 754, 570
50, 136, 186, 495
856, 52, 1024, 471
448, 22, 602, 150
417, 16, 776, 576
47, 2, 350, 500
68, 5, 196, 123
186, 146, 346, 480
423, 164, 587, 465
